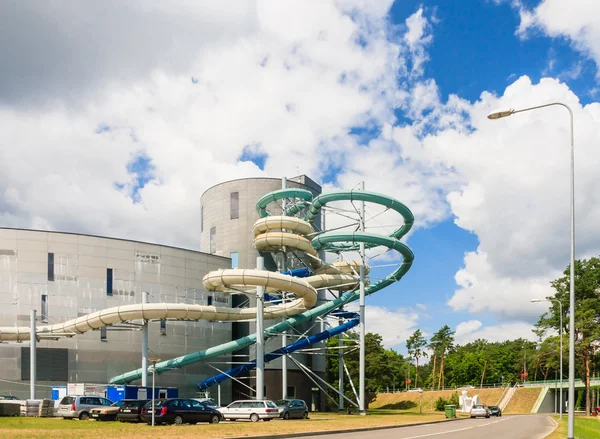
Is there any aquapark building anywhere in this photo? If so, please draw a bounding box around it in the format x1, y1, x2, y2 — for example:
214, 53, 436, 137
0, 175, 414, 411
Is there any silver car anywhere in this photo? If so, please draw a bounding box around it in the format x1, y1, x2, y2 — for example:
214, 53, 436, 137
218, 400, 280, 422
58, 395, 113, 420
470, 403, 490, 419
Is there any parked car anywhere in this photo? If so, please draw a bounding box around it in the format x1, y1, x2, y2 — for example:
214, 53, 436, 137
458, 385, 475, 390
116, 399, 150, 422
470, 404, 490, 419
193, 397, 219, 408
488, 405, 502, 417
218, 400, 280, 422
58, 395, 113, 420
407, 388, 423, 393
0, 395, 18, 400
275, 399, 309, 420
140, 398, 222, 425
90, 399, 131, 421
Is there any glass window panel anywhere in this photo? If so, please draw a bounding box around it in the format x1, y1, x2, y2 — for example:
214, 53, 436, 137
230, 192, 239, 219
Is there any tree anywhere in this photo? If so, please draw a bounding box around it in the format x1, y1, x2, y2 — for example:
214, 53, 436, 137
406, 329, 428, 388
430, 325, 455, 390
535, 257, 600, 415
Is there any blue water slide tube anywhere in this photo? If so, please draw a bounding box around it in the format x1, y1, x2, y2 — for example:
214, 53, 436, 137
197, 318, 359, 390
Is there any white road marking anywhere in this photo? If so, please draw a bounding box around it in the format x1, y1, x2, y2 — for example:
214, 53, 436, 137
401, 426, 474, 438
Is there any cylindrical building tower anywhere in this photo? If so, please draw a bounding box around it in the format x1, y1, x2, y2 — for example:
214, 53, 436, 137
200, 175, 326, 409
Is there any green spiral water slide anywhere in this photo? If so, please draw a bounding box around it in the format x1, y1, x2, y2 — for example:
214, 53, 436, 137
109, 188, 414, 384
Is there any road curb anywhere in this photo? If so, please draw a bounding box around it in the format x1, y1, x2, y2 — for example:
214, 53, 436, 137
223, 416, 471, 439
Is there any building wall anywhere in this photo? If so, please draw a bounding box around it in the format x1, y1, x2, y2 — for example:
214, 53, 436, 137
200, 176, 327, 409
0, 228, 232, 400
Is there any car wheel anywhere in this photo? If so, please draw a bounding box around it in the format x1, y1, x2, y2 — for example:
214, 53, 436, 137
302, 411, 308, 419
79, 412, 89, 421
210, 415, 220, 424
250, 413, 260, 423
283, 412, 290, 420
174, 415, 184, 425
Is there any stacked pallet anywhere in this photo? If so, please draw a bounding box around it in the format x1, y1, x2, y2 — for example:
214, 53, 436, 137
0, 401, 21, 417
20, 400, 40, 417
38, 399, 53, 417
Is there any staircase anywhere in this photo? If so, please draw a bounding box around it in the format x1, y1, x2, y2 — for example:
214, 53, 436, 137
498, 384, 518, 411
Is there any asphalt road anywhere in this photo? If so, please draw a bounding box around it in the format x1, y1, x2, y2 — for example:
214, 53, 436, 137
301, 415, 556, 439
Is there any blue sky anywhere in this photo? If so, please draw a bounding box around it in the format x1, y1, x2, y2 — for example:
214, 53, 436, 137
2, 0, 599, 351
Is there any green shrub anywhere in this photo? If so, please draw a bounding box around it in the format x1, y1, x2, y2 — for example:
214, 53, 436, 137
435, 396, 448, 411
449, 392, 460, 406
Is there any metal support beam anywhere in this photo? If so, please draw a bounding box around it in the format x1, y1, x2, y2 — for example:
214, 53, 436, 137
256, 256, 265, 400
359, 180, 366, 415
30, 309, 36, 400
338, 315, 344, 411
281, 176, 288, 400
141, 292, 149, 387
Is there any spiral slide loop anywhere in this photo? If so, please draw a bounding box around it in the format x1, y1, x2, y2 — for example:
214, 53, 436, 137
110, 186, 413, 384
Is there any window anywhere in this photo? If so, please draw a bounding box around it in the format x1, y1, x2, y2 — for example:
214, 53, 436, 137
200, 205, 204, 232
106, 268, 113, 296
230, 252, 238, 269
230, 192, 239, 219
210, 227, 216, 254
160, 319, 166, 336
47, 253, 54, 281
41, 294, 48, 323
207, 296, 213, 306
100, 326, 107, 342
287, 386, 296, 398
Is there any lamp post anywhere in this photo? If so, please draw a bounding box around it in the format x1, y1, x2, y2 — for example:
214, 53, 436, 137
531, 298, 563, 419
489, 103, 575, 438
149, 357, 160, 427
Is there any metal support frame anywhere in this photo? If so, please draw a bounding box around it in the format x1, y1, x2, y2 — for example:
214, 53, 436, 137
141, 292, 149, 387
359, 180, 366, 415
338, 314, 344, 411
256, 256, 265, 400
288, 354, 358, 408
30, 309, 36, 400
281, 176, 288, 400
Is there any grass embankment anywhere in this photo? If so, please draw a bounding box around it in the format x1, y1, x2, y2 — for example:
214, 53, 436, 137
371, 388, 505, 412
0, 411, 451, 439
503, 387, 542, 414
544, 415, 600, 439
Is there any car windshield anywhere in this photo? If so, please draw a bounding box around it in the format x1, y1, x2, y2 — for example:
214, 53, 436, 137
146, 399, 166, 407
111, 401, 125, 407
60, 396, 75, 405
489, 406, 498, 409
473, 404, 485, 409
275, 400, 289, 406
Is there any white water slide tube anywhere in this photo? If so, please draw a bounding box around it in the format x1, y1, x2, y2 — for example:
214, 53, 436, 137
0, 216, 358, 342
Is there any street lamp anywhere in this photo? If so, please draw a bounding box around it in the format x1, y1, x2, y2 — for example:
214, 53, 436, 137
531, 298, 563, 419
149, 357, 161, 427
489, 102, 575, 438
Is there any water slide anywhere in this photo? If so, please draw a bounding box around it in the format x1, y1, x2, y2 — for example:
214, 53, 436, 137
0, 187, 413, 385
109, 188, 413, 384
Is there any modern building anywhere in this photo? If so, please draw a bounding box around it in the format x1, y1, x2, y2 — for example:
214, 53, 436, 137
200, 175, 326, 410
0, 228, 232, 399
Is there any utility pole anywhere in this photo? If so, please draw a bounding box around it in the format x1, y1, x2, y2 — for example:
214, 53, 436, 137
30, 309, 36, 400
359, 181, 366, 415
256, 256, 265, 400
141, 292, 149, 387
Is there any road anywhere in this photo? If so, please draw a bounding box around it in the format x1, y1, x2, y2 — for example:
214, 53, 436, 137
302, 415, 556, 439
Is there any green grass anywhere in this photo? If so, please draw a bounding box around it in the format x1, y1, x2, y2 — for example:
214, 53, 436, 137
545, 415, 600, 439
0, 410, 452, 439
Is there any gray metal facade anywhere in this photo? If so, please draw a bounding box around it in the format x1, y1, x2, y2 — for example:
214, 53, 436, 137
200, 176, 326, 408
0, 228, 232, 400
